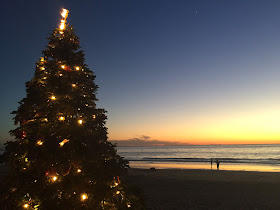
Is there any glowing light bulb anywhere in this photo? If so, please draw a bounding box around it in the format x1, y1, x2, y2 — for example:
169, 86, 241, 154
127, 204, 131, 208
25, 158, 28, 162
40, 57, 44, 62
61, 65, 65, 69
51, 95, 56, 100
78, 119, 83, 125
92, 115, 96, 119
59, 73, 63, 76
77, 169, 82, 173
23, 204, 29, 208
58, 116, 65, 121
37, 140, 43, 145
75, 66, 80, 70
43, 77, 47, 79
115, 183, 119, 186
72, 84, 76, 87
41, 67, 45, 70
52, 176, 58, 182
116, 191, 120, 194
81, 193, 88, 201
44, 118, 48, 122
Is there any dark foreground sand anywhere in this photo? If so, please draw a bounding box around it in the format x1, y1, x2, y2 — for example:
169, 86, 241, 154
2, 166, 280, 209
125, 168, 280, 209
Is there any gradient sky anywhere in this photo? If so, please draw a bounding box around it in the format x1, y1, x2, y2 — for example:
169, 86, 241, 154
1, 0, 280, 145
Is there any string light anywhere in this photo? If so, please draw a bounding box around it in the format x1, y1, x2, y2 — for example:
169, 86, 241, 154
41, 67, 45, 70
44, 118, 48, 122
116, 191, 120, 195
59, 139, 69, 147
25, 158, 28, 162
23, 204, 29, 208
59, 73, 63, 76
61, 65, 65, 69
52, 176, 58, 182
77, 169, 82, 173
40, 57, 44, 62
81, 193, 88, 201
127, 204, 131, 208
92, 115, 96, 119
36, 140, 43, 145
58, 116, 65, 121
51, 95, 56, 100
72, 84, 76, 87
78, 119, 83, 125
75, 66, 80, 70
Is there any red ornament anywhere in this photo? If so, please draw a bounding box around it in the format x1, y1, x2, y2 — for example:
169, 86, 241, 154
17, 131, 27, 139
64, 66, 72, 71
22, 131, 26, 138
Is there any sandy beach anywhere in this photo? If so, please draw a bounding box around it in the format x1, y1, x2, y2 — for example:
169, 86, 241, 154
2, 166, 280, 209
125, 168, 280, 209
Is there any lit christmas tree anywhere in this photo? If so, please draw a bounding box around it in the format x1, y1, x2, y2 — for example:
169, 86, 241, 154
0, 9, 142, 209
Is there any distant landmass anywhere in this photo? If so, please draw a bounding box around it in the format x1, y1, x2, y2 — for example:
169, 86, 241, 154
110, 137, 189, 147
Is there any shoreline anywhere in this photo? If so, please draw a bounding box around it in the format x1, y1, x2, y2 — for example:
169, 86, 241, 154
128, 161, 280, 172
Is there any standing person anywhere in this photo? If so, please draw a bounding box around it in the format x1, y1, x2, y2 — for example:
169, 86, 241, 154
211, 158, 213, 169
216, 159, 220, 170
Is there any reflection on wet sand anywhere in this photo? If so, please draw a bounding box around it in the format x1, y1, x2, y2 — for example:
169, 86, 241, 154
129, 161, 280, 172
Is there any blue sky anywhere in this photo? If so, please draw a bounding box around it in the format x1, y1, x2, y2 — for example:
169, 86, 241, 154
1, 0, 280, 145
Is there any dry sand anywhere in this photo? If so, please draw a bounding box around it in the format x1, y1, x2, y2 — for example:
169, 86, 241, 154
125, 168, 280, 209
2, 166, 280, 209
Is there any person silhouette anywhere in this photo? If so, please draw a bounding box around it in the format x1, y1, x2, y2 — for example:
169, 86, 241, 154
211, 158, 213, 169
216, 160, 220, 170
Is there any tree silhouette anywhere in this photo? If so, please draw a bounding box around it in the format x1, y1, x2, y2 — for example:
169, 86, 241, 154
0, 9, 141, 209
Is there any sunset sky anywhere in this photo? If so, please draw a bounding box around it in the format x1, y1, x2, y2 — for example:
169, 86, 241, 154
1, 0, 280, 145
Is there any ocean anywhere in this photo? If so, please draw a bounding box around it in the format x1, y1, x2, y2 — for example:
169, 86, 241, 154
1, 145, 280, 172
116, 144, 280, 172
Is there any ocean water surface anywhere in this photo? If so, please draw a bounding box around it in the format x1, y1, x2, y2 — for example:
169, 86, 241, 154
116, 144, 280, 172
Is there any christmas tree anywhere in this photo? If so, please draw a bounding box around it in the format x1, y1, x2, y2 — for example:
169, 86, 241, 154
0, 9, 141, 209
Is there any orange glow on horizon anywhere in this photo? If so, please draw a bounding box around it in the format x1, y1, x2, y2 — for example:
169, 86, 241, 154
108, 109, 280, 145
108, 105, 280, 145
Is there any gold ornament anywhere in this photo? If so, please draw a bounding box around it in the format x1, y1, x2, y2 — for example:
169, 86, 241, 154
59, 139, 70, 147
